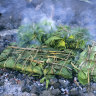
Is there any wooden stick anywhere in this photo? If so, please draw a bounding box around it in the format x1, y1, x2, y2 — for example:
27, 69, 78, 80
51, 62, 72, 70
88, 69, 90, 85
8, 46, 38, 51
71, 62, 80, 71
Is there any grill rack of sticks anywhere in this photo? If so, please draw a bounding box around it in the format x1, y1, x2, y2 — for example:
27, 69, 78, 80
0, 46, 75, 78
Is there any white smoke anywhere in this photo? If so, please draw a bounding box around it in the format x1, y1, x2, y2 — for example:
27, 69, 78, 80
20, 0, 96, 40
39, 17, 56, 33
80, 10, 96, 40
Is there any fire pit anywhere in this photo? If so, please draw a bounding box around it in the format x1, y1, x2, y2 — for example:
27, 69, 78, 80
0, 0, 96, 96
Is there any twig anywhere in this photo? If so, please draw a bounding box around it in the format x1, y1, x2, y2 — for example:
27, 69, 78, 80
88, 69, 90, 85
51, 62, 72, 70
8, 46, 38, 51
71, 62, 80, 71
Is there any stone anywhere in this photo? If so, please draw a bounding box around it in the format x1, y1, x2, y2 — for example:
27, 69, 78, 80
70, 88, 79, 96
0, 87, 4, 94
59, 79, 69, 88
28, 76, 34, 81
28, 81, 33, 86
40, 90, 54, 96
0, 70, 4, 75
19, 80, 26, 87
91, 83, 96, 91
78, 90, 86, 96
0, 81, 4, 86
21, 85, 31, 93
3, 94, 14, 96
51, 88, 61, 96
50, 78, 58, 85
8, 74, 14, 79
84, 92, 95, 96
50, 78, 60, 89
30, 93, 37, 96
30, 85, 38, 94
52, 82, 60, 89
9, 78, 17, 85
17, 73, 24, 80
26, 78, 31, 85
4, 35, 13, 42
82, 87, 87, 93
20, 92, 30, 96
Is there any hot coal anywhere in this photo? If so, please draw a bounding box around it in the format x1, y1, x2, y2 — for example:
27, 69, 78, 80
0, 68, 96, 96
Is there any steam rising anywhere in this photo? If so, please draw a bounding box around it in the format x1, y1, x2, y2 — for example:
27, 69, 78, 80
80, 9, 96, 40
3, 0, 95, 40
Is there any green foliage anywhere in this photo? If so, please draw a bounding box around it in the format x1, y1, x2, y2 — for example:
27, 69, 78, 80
0, 48, 11, 60
76, 45, 96, 85
56, 68, 72, 78
78, 71, 88, 85
40, 75, 54, 88
5, 58, 15, 68
17, 23, 90, 51
0, 21, 91, 88
11, 22, 91, 87
17, 24, 44, 47
0, 46, 75, 88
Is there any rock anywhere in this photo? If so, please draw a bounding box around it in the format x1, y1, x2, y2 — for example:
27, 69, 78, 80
28, 76, 34, 81
70, 88, 79, 96
26, 78, 31, 85
40, 90, 54, 96
78, 90, 86, 96
0, 87, 4, 94
18, 80, 25, 87
59, 79, 69, 88
21, 85, 31, 93
92, 83, 96, 91
9, 78, 16, 85
82, 87, 87, 93
3, 35, 13, 42
0, 70, 4, 75
84, 92, 95, 96
52, 82, 60, 89
20, 92, 30, 96
0, 81, 4, 86
17, 73, 22, 78
28, 81, 33, 86
51, 88, 61, 96
8, 74, 14, 79
30, 85, 38, 94
50, 77, 59, 89
30, 93, 37, 96
50, 78, 58, 85
3, 94, 14, 96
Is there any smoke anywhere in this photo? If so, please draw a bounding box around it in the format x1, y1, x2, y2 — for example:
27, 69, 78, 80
21, 8, 46, 24
39, 17, 56, 33
80, 9, 96, 40
1, 0, 96, 40
21, 0, 75, 25
19, 0, 96, 40
54, 7, 74, 25
21, 0, 76, 35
